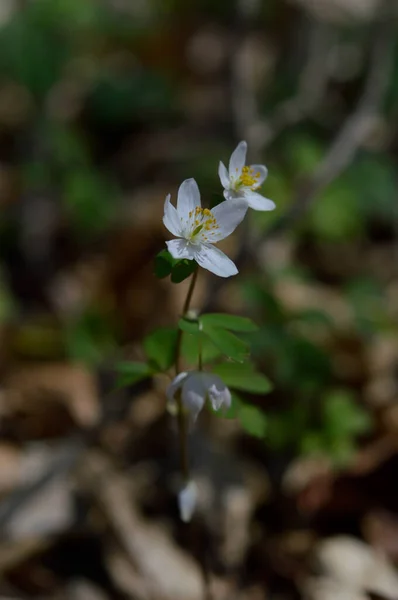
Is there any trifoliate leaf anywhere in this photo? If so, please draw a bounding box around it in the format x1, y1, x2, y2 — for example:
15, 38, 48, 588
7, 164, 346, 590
154, 250, 176, 279
143, 327, 178, 371
200, 313, 258, 332
202, 324, 249, 363
212, 362, 273, 394
154, 252, 197, 282
178, 317, 200, 334
171, 260, 197, 283
181, 332, 222, 366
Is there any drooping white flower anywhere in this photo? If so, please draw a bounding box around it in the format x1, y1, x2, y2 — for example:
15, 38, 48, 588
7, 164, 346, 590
167, 371, 231, 422
178, 480, 197, 523
163, 178, 248, 278
219, 140, 276, 211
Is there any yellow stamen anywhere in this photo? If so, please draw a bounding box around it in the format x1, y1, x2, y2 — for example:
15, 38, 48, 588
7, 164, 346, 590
237, 165, 260, 189
187, 206, 219, 241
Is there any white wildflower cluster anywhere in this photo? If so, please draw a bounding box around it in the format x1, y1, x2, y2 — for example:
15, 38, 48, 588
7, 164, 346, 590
163, 141, 274, 522
163, 141, 275, 278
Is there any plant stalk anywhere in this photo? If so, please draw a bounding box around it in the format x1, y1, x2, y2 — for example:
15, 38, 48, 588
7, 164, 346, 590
174, 268, 199, 482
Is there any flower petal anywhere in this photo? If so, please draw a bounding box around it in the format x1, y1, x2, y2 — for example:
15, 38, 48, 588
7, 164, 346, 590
229, 141, 247, 178
163, 194, 182, 236
166, 239, 196, 260
194, 243, 238, 277
181, 373, 207, 421
178, 480, 197, 523
243, 190, 276, 211
166, 372, 189, 404
223, 188, 239, 201
201, 373, 231, 411
249, 164, 268, 187
177, 178, 201, 221
218, 161, 230, 188
208, 198, 248, 242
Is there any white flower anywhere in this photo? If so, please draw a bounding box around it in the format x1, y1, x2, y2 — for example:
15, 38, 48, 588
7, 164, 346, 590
167, 371, 231, 422
163, 178, 248, 278
178, 480, 197, 523
219, 140, 276, 211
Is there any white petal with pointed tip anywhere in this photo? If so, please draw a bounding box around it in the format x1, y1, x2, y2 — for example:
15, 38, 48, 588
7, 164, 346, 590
194, 243, 238, 277
243, 190, 276, 211
229, 141, 247, 177
218, 161, 230, 188
177, 178, 201, 221
166, 372, 188, 404
166, 239, 196, 260
181, 374, 207, 421
209, 198, 248, 242
163, 194, 182, 236
249, 164, 268, 187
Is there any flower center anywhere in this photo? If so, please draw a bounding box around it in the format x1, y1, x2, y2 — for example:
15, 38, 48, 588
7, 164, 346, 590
236, 166, 260, 189
187, 206, 219, 241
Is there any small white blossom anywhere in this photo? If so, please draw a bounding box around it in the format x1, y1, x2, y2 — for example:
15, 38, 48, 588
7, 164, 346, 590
163, 178, 248, 278
178, 480, 197, 523
219, 140, 276, 211
167, 371, 231, 422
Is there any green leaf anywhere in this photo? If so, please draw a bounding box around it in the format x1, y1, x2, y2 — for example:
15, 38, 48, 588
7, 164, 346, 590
200, 313, 258, 332
212, 362, 273, 394
178, 317, 200, 334
115, 361, 153, 387
154, 251, 197, 283
143, 327, 178, 371
238, 403, 267, 438
171, 260, 197, 283
154, 250, 175, 279
181, 332, 222, 366
201, 325, 249, 363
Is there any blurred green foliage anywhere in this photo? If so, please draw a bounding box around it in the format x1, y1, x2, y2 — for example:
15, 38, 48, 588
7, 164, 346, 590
64, 308, 116, 367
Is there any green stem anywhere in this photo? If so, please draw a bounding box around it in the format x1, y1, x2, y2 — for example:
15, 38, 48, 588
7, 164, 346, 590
198, 326, 203, 372
174, 267, 199, 482
198, 345, 203, 371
